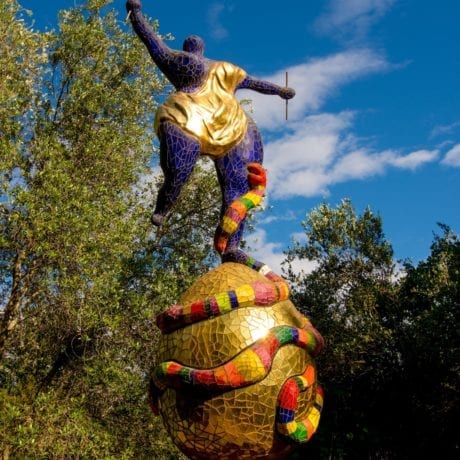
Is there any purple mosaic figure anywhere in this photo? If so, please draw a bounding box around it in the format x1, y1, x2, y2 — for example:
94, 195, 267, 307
126, 0, 295, 253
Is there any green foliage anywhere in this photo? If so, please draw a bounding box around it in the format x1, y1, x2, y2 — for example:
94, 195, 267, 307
285, 200, 394, 376
0, 1, 213, 457
285, 202, 459, 459
386, 224, 459, 458
285, 200, 397, 458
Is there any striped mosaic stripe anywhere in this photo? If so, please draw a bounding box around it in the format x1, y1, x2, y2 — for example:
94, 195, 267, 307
214, 162, 266, 255
276, 373, 324, 443
151, 325, 323, 394
156, 276, 290, 333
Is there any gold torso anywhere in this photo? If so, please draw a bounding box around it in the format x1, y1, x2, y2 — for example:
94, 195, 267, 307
154, 61, 248, 158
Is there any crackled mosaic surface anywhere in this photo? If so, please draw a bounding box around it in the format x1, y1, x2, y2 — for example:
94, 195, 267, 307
126, 1, 323, 458
151, 262, 323, 459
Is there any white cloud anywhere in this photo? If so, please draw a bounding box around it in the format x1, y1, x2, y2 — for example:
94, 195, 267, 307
236, 50, 439, 199
245, 228, 316, 276
207, 3, 229, 40
239, 49, 389, 130
237, 48, 390, 199
330, 149, 393, 181
259, 209, 297, 225
430, 120, 460, 138
263, 112, 352, 198
314, 0, 396, 40
390, 149, 440, 170
267, 112, 351, 174
290, 232, 308, 245
331, 148, 440, 179
442, 144, 460, 167
263, 114, 439, 199
288, 257, 318, 279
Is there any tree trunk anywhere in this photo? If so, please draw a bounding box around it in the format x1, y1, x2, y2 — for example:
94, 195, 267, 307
0, 251, 26, 358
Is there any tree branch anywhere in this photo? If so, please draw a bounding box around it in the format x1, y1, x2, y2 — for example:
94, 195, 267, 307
0, 250, 28, 358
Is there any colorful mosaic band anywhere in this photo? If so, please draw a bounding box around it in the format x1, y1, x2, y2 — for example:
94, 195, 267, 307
276, 365, 324, 443
150, 324, 323, 413
222, 248, 286, 284
214, 162, 266, 254
156, 274, 290, 334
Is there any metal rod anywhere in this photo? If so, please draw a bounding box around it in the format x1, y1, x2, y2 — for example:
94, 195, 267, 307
285, 71, 288, 121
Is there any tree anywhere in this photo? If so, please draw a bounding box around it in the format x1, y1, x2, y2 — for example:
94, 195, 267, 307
285, 202, 459, 459
387, 224, 459, 458
1, 1, 219, 457
284, 199, 397, 458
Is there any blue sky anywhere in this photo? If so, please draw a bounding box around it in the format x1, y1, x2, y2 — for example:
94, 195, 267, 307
21, 0, 460, 272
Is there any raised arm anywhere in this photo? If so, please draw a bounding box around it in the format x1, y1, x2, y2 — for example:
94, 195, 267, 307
237, 75, 295, 99
126, 1, 173, 71
126, 0, 207, 90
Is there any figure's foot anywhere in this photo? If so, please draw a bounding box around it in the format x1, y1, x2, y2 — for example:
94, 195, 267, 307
214, 227, 228, 255
151, 213, 167, 227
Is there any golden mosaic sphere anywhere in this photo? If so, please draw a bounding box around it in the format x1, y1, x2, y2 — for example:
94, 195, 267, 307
156, 262, 318, 459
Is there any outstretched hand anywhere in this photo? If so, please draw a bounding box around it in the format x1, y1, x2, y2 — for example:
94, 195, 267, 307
126, 0, 142, 12
279, 87, 296, 100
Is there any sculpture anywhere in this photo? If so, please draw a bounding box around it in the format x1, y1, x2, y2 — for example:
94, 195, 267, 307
126, 1, 324, 458
126, 0, 294, 253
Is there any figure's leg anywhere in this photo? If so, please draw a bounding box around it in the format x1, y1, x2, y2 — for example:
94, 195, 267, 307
214, 120, 264, 252
152, 121, 201, 225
